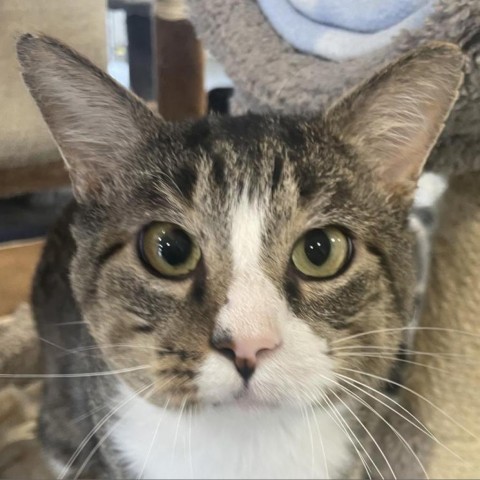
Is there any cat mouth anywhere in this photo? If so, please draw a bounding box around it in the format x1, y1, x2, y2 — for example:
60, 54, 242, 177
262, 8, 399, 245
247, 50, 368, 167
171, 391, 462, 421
208, 384, 283, 410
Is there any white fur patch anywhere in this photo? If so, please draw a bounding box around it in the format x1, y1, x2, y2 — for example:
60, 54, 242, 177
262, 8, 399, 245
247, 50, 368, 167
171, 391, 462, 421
215, 194, 281, 340
230, 191, 264, 272
111, 383, 352, 479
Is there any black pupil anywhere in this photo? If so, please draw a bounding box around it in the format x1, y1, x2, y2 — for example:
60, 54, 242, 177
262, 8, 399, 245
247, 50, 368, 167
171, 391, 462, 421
304, 229, 331, 266
157, 228, 192, 266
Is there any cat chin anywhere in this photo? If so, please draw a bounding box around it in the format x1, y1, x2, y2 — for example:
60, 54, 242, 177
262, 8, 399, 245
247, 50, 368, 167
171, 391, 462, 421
192, 382, 327, 412
211, 388, 284, 411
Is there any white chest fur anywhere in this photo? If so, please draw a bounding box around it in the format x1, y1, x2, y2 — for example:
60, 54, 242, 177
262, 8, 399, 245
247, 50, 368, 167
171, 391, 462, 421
110, 385, 353, 479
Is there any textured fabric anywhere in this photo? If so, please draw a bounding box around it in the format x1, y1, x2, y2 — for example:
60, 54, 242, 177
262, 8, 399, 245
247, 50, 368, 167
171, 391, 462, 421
187, 0, 480, 176
0, 382, 51, 479
406, 172, 480, 478
289, 0, 428, 32
0, 0, 107, 171
258, 0, 432, 61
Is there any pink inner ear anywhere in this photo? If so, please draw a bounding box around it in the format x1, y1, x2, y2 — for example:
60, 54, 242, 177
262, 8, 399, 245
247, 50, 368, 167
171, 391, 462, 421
374, 105, 452, 191
326, 44, 464, 195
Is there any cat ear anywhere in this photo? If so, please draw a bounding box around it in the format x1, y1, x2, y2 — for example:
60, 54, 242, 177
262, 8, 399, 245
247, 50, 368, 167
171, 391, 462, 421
16, 34, 161, 203
326, 43, 464, 196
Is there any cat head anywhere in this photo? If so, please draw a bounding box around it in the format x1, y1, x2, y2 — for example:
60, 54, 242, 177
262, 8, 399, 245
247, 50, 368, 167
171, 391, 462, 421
17, 35, 463, 409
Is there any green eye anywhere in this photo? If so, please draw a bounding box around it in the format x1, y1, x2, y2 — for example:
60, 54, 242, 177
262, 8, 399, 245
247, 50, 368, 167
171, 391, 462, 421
291, 227, 352, 279
139, 222, 201, 277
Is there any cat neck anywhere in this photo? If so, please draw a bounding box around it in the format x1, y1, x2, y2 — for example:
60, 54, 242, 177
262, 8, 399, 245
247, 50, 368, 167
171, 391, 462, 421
110, 382, 353, 479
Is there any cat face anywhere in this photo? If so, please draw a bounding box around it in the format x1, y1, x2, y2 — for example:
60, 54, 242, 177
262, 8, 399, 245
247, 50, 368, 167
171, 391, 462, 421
66, 114, 410, 408
17, 35, 463, 410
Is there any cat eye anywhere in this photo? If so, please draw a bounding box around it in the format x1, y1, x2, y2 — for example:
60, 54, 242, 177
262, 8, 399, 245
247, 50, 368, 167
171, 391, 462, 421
291, 227, 352, 279
138, 222, 201, 278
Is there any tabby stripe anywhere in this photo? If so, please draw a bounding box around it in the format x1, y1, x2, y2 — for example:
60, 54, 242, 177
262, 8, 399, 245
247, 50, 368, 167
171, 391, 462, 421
96, 242, 124, 268
366, 244, 404, 316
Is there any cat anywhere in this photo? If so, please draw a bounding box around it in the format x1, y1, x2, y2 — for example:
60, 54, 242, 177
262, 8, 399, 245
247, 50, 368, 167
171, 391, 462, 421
17, 34, 463, 479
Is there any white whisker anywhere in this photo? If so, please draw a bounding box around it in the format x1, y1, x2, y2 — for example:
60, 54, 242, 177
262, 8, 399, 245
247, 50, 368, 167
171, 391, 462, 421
300, 404, 316, 479
334, 372, 464, 462
0, 365, 150, 379
39, 336, 70, 352
137, 396, 172, 479
330, 345, 479, 363
188, 404, 195, 479
338, 367, 479, 441
321, 389, 375, 479
74, 382, 165, 480
335, 373, 430, 436
59, 381, 156, 479
330, 388, 393, 479
73, 403, 109, 425
48, 321, 88, 327
334, 380, 428, 479
308, 402, 329, 479
171, 395, 188, 469
334, 352, 466, 376
331, 326, 480, 346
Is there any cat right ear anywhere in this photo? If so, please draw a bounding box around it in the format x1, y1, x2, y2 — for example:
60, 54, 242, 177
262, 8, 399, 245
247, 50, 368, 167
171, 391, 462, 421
326, 43, 464, 198
16, 34, 162, 203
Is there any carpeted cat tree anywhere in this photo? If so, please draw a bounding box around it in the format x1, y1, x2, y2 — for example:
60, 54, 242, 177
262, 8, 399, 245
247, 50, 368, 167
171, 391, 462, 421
186, 0, 480, 477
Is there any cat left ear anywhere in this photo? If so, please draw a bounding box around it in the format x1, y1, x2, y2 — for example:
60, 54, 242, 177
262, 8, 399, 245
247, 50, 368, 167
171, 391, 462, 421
16, 34, 162, 203
326, 43, 464, 197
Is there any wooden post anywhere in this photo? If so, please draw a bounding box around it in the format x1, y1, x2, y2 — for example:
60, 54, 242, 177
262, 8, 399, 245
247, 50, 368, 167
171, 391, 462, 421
154, 15, 206, 121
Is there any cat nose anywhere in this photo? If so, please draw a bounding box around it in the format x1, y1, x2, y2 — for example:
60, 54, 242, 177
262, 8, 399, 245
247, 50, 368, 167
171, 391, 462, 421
211, 334, 282, 381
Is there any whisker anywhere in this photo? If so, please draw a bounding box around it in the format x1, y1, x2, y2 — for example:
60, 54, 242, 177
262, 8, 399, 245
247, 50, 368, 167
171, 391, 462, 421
334, 352, 468, 377
57, 343, 200, 360
315, 390, 371, 479
330, 345, 478, 361
308, 402, 329, 479
73, 420, 119, 480
39, 336, 71, 352
46, 321, 88, 327
59, 381, 156, 479
331, 327, 480, 346
334, 380, 429, 479
74, 381, 166, 480
321, 389, 375, 479
300, 404, 316, 479
334, 372, 464, 462
338, 367, 479, 441
73, 403, 109, 425
0, 365, 150, 379
137, 396, 172, 480
335, 373, 431, 437
188, 404, 195, 479
171, 395, 188, 469
329, 387, 394, 479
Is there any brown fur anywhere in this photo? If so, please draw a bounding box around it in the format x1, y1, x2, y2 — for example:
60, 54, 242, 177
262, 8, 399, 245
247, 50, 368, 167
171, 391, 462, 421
17, 35, 463, 478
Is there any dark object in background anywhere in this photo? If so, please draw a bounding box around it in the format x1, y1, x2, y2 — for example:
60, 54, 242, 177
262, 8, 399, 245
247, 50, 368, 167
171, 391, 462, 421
208, 88, 234, 115
109, 1, 208, 119
109, 0, 154, 101
0, 190, 72, 243
155, 17, 206, 121
126, 5, 154, 100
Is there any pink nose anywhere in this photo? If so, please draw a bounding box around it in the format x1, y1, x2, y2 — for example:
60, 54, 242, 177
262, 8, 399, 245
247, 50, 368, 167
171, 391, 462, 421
211, 333, 282, 381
